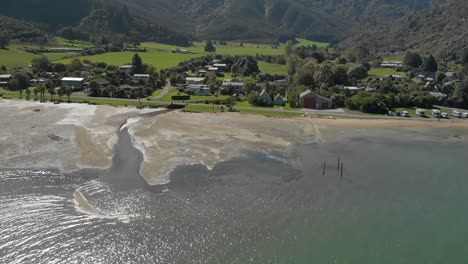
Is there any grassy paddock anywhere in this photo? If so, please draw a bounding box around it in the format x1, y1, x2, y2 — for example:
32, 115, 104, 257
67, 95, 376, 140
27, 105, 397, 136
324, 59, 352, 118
368, 68, 405, 77
258, 61, 287, 75
1, 92, 168, 107
183, 104, 305, 117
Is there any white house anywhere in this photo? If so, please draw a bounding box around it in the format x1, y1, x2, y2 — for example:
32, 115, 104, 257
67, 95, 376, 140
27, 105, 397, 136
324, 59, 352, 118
186, 77, 205, 84
213, 64, 227, 72
61, 77, 85, 88
119, 65, 134, 73
0, 74, 13, 86
133, 74, 150, 81
380, 61, 403, 68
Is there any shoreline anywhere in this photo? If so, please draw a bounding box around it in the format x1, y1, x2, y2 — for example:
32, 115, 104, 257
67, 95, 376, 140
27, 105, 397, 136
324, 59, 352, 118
2, 99, 468, 186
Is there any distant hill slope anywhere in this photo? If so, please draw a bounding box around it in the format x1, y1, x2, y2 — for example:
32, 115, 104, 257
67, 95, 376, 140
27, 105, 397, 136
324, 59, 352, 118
112, 0, 439, 42
336, 0, 467, 60
1, 0, 439, 43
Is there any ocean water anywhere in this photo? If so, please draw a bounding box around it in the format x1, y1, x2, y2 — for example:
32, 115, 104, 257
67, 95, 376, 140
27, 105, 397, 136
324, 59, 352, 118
1, 129, 468, 263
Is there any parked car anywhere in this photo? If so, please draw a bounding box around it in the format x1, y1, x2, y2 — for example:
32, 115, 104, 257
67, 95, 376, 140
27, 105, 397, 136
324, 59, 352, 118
416, 109, 425, 117
441, 112, 449, 119
462, 112, 468, 119
432, 109, 441, 118
452, 110, 462, 118
387, 111, 394, 116
396, 111, 401, 117
402, 111, 410, 117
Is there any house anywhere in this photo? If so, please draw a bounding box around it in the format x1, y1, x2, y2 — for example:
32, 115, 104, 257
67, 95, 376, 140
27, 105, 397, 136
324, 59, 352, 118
96, 78, 110, 87
119, 65, 134, 73
221, 80, 244, 95
429, 92, 448, 99
207, 67, 219, 73
186, 77, 205, 84
273, 94, 286, 106
198, 70, 208, 77
61, 77, 85, 88
259, 89, 273, 105
343, 86, 365, 92
180, 49, 189, 54
185, 84, 210, 96
30, 77, 50, 86
213, 64, 227, 72
299, 90, 332, 109
445, 72, 459, 80
380, 61, 403, 68
133, 74, 150, 82
0, 74, 12, 87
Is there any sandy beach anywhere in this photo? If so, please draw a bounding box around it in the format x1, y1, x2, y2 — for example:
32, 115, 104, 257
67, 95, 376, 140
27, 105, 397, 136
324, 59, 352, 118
0, 99, 141, 172
2, 99, 468, 184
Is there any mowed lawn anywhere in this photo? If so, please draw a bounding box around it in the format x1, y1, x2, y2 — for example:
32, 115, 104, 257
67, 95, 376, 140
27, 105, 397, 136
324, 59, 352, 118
0, 44, 82, 68
258, 61, 287, 75
141, 41, 284, 56
368, 68, 405, 77
58, 52, 202, 70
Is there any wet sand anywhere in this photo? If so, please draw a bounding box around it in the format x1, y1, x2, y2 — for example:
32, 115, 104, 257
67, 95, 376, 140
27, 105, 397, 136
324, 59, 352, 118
2, 99, 468, 184
0, 99, 142, 172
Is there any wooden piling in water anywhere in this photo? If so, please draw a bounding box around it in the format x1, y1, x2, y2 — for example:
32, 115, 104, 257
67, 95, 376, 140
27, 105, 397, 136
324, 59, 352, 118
340, 162, 344, 178
337, 157, 340, 170
323, 162, 326, 175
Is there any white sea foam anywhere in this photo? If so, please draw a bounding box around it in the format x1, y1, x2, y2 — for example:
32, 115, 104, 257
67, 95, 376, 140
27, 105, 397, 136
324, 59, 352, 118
120, 116, 144, 131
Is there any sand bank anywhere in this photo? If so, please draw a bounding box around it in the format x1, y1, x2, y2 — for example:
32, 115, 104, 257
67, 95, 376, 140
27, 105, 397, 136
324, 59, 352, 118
0, 99, 140, 171
129, 111, 323, 185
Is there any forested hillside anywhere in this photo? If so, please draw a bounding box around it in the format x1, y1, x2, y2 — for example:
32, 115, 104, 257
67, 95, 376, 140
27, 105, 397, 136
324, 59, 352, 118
0, 0, 440, 43
337, 0, 468, 61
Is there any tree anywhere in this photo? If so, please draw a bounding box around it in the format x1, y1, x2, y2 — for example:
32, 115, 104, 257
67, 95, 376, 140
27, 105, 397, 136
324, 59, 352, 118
0, 30, 11, 49
462, 49, 468, 65
64, 86, 73, 102
37, 83, 46, 101
67, 58, 83, 72
347, 65, 368, 81
57, 88, 64, 101
33, 87, 39, 100
247, 91, 260, 106
284, 40, 294, 58
0, 65, 6, 72
403, 52, 423, 68
31, 56, 51, 72
25, 88, 31, 99
423, 55, 438, 72
48, 86, 56, 100
88, 80, 101, 97
132, 53, 144, 74
10, 73, 30, 98
204, 40, 216, 53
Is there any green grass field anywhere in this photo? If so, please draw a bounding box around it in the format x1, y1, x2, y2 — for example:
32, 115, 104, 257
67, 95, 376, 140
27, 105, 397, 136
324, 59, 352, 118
0, 44, 80, 69
258, 61, 287, 75
295, 38, 329, 48
159, 88, 232, 103
183, 104, 305, 117
57, 51, 201, 70
141, 41, 284, 56
2, 38, 328, 70
368, 68, 405, 77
